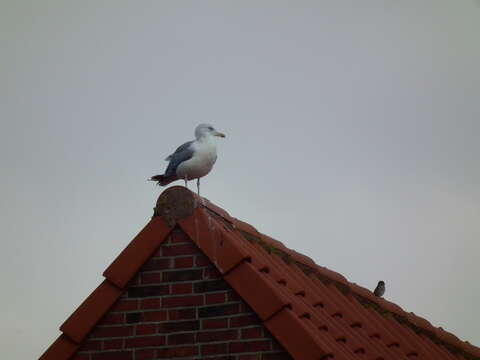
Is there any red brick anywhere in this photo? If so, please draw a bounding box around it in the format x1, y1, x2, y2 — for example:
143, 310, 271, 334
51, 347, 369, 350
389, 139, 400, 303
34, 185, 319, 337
110, 299, 138, 312
140, 298, 161, 309
103, 339, 123, 350
202, 318, 228, 329
229, 314, 259, 328
91, 351, 132, 360
125, 335, 165, 348
140, 273, 161, 284
241, 327, 263, 339
136, 324, 157, 335
79, 340, 102, 351
262, 352, 292, 360
128, 285, 169, 298
199, 303, 240, 317
135, 349, 155, 360
162, 295, 204, 308
91, 326, 133, 338
168, 308, 196, 320
238, 355, 261, 360
162, 243, 198, 256
163, 269, 202, 282
229, 340, 271, 353
195, 255, 210, 266
156, 346, 198, 358
197, 329, 238, 342
204, 267, 221, 279
194, 279, 229, 293
201, 343, 228, 355
206, 292, 226, 304
143, 310, 167, 322
168, 332, 195, 345
142, 258, 171, 271
99, 313, 124, 325
171, 283, 193, 294
158, 320, 199, 333
126, 312, 143, 323
174, 256, 194, 268
240, 303, 252, 312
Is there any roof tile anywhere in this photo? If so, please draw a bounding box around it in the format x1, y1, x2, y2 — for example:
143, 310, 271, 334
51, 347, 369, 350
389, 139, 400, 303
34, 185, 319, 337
435, 328, 462, 349
289, 249, 317, 268
258, 233, 291, 254
377, 297, 407, 317
314, 265, 350, 286
103, 217, 172, 288
60, 280, 122, 343
178, 207, 249, 274
462, 342, 480, 358
312, 283, 392, 356
39, 335, 78, 360
224, 260, 291, 321
405, 312, 436, 334
344, 293, 402, 358
231, 217, 260, 236
349, 282, 378, 301
265, 307, 332, 360
202, 198, 233, 222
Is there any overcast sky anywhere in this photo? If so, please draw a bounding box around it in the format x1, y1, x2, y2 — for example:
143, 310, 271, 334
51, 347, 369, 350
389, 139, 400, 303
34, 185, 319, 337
1, 1, 479, 359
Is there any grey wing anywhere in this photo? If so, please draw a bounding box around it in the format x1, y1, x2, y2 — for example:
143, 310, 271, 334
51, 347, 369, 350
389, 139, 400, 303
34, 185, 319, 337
164, 141, 195, 176
165, 141, 194, 161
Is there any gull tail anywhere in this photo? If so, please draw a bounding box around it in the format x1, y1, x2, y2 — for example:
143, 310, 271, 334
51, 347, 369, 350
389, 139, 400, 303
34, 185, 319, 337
149, 174, 178, 186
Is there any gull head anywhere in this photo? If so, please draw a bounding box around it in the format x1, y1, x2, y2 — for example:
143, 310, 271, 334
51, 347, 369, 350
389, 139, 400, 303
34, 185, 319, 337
195, 123, 226, 140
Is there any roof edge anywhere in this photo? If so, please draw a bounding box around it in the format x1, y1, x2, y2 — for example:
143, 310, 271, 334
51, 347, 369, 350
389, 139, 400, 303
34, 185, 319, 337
103, 216, 172, 288
39, 334, 78, 360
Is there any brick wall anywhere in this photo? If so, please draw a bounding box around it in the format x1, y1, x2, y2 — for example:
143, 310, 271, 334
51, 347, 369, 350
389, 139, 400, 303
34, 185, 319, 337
72, 228, 293, 360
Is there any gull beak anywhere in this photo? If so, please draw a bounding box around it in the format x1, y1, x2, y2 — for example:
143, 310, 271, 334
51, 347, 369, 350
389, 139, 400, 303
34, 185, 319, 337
214, 131, 226, 138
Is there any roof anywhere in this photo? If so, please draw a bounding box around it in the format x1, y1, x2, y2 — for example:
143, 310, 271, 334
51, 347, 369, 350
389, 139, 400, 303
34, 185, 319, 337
40, 186, 480, 360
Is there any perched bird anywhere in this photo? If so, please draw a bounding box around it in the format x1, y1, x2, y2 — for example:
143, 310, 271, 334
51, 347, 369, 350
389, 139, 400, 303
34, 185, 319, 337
373, 280, 385, 297
150, 124, 225, 195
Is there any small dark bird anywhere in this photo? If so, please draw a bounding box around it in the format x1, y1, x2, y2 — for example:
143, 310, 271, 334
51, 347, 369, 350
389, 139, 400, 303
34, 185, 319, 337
373, 280, 385, 297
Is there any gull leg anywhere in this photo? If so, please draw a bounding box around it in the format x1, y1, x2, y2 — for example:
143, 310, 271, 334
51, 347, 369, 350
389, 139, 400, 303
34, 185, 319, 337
197, 178, 205, 205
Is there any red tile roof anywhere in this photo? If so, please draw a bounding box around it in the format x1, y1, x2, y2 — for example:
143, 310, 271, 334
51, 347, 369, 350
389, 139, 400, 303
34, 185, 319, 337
40, 186, 480, 360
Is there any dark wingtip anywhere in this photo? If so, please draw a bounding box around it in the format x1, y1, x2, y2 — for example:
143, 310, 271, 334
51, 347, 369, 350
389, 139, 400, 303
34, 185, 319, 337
149, 174, 177, 186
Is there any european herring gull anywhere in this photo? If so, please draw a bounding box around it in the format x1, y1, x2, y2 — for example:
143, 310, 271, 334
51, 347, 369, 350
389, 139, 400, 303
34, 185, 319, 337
150, 124, 225, 195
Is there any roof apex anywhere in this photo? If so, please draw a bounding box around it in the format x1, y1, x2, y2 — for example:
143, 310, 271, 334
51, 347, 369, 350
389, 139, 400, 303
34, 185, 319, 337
153, 186, 200, 226
39, 186, 480, 360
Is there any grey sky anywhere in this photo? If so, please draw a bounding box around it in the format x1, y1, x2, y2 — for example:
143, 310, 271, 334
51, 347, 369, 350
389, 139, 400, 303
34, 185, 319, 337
1, 1, 479, 359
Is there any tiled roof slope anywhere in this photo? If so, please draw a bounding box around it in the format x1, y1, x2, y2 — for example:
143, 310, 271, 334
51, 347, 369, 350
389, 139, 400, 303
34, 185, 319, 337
40, 186, 480, 360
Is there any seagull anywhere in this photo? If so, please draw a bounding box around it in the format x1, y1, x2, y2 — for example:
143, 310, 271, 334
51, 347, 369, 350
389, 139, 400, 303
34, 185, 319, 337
150, 124, 225, 195
373, 280, 385, 297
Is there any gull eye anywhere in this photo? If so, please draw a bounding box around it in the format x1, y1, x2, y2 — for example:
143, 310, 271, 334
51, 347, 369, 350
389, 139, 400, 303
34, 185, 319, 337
208, 126, 214, 131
